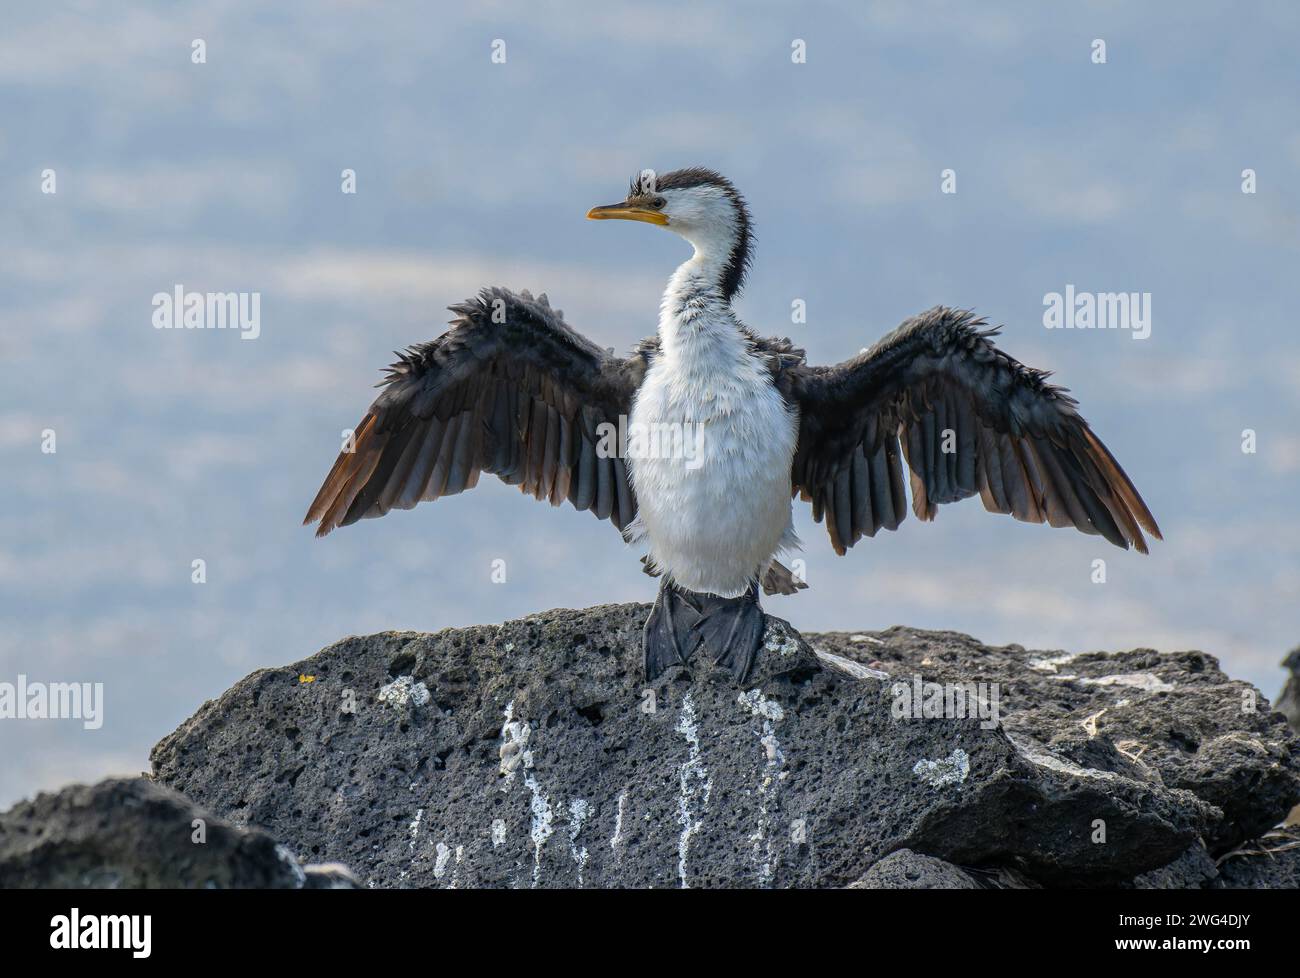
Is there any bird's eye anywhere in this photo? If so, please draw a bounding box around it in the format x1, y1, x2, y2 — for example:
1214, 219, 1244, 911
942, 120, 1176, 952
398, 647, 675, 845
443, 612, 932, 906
651, 197, 666, 209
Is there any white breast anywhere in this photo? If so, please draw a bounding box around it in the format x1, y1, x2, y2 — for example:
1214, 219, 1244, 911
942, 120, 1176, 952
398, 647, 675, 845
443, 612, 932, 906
627, 307, 799, 597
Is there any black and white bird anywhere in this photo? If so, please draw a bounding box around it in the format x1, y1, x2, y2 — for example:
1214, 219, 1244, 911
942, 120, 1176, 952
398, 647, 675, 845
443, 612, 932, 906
304, 167, 1161, 682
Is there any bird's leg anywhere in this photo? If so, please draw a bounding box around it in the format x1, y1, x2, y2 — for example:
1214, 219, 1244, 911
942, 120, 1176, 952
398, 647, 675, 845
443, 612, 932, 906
643, 578, 700, 681
691, 581, 765, 683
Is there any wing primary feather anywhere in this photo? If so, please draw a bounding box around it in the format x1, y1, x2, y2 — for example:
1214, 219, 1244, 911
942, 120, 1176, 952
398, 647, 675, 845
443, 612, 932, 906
977, 424, 1008, 512
552, 414, 573, 505
851, 446, 872, 540
921, 408, 940, 504
611, 455, 634, 529
528, 397, 548, 500
426, 412, 461, 500
1068, 430, 1145, 551
304, 414, 377, 526
1023, 439, 1075, 528
956, 398, 978, 492
886, 437, 908, 528
934, 395, 953, 501
541, 402, 560, 501
1012, 439, 1047, 521
489, 378, 511, 472
1061, 448, 1128, 548
442, 407, 477, 497
317, 438, 383, 534
339, 422, 415, 527
594, 453, 613, 521
903, 424, 930, 519
865, 443, 891, 535
1082, 427, 1161, 539
378, 418, 431, 511
574, 431, 596, 511
999, 434, 1036, 522
396, 418, 444, 509
832, 466, 852, 552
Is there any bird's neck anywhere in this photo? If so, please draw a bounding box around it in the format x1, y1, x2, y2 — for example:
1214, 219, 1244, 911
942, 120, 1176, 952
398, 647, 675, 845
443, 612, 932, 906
657, 240, 742, 361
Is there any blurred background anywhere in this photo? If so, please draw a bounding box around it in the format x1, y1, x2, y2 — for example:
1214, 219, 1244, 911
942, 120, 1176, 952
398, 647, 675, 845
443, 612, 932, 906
2, 0, 1298, 808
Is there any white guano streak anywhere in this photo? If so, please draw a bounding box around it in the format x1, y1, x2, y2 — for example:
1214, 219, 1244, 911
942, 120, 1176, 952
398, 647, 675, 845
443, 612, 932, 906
675, 693, 711, 888
739, 688, 786, 887
498, 700, 554, 887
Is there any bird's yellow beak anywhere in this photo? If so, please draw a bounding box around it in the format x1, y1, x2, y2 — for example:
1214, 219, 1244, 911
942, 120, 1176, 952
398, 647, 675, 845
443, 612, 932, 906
586, 202, 669, 226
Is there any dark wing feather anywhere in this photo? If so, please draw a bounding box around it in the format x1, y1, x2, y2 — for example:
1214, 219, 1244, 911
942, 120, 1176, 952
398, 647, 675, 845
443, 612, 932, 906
304, 287, 648, 536
782, 306, 1160, 555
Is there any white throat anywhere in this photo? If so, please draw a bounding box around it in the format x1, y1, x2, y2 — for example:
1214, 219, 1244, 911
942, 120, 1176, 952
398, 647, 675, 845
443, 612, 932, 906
657, 227, 740, 359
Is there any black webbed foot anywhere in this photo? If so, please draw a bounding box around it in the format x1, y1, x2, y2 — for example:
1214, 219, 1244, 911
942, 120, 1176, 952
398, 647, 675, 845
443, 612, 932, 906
643, 579, 700, 681
691, 582, 765, 683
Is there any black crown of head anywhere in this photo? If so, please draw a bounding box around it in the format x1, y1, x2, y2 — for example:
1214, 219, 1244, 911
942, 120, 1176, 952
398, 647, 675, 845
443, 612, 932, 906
630, 167, 739, 198
629, 169, 658, 197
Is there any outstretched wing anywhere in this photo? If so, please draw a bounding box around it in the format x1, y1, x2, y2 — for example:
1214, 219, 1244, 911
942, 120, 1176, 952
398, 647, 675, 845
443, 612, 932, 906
304, 288, 646, 536
783, 306, 1161, 555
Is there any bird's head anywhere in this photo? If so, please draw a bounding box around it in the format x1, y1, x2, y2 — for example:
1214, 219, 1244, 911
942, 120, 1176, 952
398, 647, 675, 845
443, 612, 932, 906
587, 166, 753, 299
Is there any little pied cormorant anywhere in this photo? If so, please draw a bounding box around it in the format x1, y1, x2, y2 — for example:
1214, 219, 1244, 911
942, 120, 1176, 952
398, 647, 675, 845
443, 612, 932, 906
304, 167, 1161, 683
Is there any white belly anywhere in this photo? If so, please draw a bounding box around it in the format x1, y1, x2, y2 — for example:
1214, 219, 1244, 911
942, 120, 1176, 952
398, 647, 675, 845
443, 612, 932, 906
627, 355, 799, 597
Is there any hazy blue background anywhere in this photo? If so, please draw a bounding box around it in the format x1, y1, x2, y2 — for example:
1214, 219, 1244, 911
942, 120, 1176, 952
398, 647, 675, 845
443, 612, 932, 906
2, 1, 1298, 808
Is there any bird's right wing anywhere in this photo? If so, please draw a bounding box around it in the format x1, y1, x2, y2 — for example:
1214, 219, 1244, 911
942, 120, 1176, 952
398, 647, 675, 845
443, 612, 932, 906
304, 288, 646, 536
782, 306, 1161, 555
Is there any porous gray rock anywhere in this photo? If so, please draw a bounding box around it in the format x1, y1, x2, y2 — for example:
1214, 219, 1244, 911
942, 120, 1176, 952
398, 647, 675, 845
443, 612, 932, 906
1214, 829, 1300, 889
1130, 843, 1220, 889
849, 849, 981, 888
1126, 833, 1300, 890
0, 777, 358, 888
150, 603, 1271, 889
848, 848, 1037, 888
815, 627, 1300, 854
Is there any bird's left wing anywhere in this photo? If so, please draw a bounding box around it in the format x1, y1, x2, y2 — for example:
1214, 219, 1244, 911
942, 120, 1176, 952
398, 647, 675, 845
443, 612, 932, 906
781, 306, 1161, 555
304, 287, 646, 536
